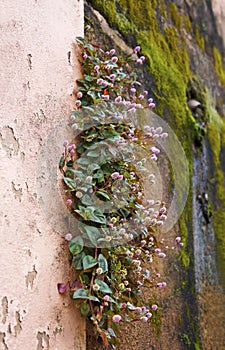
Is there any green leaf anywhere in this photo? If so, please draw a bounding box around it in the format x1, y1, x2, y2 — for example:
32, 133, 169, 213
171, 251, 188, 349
80, 194, 93, 206
73, 288, 88, 299
87, 150, 100, 157
76, 36, 85, 43
83, 255, 98, 270
84, 226, 101, 246
95, 279, 112, 294
87, 295, 100, 302
69, 236, 84, 255
126, 302, 136, 310
87, 163, 100, 173
76, 157, 90, 165
72, 251, 85, 270
96, 190, 111, 201
59, 156, 65, 169
98, 254, 108, 273
81, 302, 90, 316
63, 177, 76, 190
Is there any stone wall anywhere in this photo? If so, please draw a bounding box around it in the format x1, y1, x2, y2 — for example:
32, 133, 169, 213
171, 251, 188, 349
0, 1, 85, 349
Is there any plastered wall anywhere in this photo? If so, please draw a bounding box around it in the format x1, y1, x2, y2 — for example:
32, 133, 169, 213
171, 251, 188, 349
0, 1, 85, 349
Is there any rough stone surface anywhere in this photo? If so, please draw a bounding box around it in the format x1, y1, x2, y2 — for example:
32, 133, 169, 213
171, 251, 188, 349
0, 1, 85, 349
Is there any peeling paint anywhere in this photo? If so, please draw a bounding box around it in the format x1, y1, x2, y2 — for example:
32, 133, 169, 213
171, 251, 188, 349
37, 331, 50, 350
25, 265, 37, 289
0, 332, 8, 350
1, 298, 8, 325
14, 311, 22, 336
11, 182, 23, 202
0, 126, 19, 158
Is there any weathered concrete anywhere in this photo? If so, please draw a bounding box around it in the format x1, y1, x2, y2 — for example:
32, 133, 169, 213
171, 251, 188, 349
0, 1, 85, 349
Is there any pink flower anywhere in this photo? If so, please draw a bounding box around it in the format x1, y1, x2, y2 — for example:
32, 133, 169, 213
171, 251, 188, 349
112, 314, 121, 323
157, 282, 163, 288
134, 46, 141, 54
65, 233, 72, 241
146, 312, 152, 318
109, 49, 115, 55
111, 172, 120, 179
158, 252, 166, 258
118, 174, 124, 180
75, 100, 81, 107
157, 220, 164, 226
140, 56, 146, 62
180, 242, 184, 247
104, 295, 110, 302
136, 58, 143, 64
102, 94, 109, 101
150, 146, 160, 154
139, 94, 144, 100
97, 78, 103, 85
135, 307, 142, 313
149, 102, 156, 108
122, 302, 127, 308
175, 236, 182, 243
143, 90, 148, 95
83, 53, 88, 59
156, 273, 161, 278
111, 56, 118, 63
130, 87, 136, 93
77, 91, 83, 99
66, 199, 72, 206
115, 96, 122, 103
140, 316, 148, 322
160, 132, 168, 138
162, 282, 167, 287
94, 65, 100, 71
155, 248, 161, 254
110, 74, 116, 80
151, 304, 158, 311
151, 154, 158, 161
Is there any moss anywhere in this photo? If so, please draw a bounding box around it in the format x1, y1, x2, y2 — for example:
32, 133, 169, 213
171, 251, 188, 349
169, 2, 182, 30
213, 46, 225, 86
207, 100, 225, 287
183, 14, 193, 34
157, 0, 167, 18
195, 25, 205, 51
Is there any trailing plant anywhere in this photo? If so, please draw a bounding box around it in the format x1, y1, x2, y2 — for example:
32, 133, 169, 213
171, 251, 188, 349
58, 37, 183, 348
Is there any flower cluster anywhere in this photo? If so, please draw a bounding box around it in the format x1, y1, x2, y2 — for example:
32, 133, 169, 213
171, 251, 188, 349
58, 38, 183, 349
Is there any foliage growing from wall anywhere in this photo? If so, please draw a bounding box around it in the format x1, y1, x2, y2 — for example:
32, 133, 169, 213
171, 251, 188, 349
58, 38, 183, 348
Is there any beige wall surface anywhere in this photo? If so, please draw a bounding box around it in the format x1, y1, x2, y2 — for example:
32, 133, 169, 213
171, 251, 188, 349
0, 1, 85, 349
